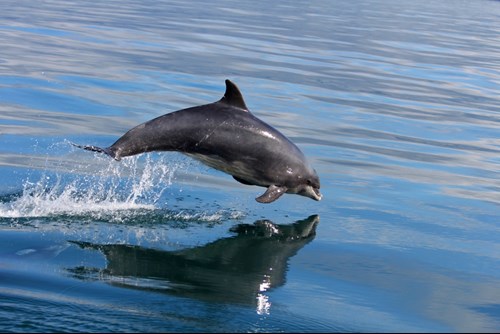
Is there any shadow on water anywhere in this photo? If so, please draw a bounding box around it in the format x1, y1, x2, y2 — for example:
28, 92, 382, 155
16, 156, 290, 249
68, 214, 319, 314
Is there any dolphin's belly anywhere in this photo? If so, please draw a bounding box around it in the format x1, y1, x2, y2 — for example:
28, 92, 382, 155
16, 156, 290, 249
185, 153, 267, 186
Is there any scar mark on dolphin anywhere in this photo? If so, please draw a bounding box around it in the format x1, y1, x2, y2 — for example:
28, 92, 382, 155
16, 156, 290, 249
195, 120, 228, 147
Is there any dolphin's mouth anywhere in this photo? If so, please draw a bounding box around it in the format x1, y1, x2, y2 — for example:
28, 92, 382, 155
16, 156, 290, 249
296, 186, 322, 201
313, 188, 322, 201
299, 185, 322, 201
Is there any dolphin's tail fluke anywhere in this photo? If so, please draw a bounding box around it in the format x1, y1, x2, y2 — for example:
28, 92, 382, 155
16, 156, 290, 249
71, 142, 119, 161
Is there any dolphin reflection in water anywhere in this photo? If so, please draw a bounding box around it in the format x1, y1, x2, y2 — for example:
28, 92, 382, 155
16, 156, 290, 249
70, 215, 319, 314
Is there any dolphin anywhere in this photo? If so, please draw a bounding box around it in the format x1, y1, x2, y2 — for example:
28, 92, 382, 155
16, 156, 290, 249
74, 79, 321, 203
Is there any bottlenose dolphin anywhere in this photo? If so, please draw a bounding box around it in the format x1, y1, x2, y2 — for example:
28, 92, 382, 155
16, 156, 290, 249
75, 80, 321, 203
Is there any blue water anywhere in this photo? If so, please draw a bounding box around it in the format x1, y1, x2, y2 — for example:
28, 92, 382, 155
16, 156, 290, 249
1, 0, 499, 332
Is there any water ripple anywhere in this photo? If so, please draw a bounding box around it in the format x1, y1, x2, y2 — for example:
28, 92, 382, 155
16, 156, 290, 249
1, 0, 500, 332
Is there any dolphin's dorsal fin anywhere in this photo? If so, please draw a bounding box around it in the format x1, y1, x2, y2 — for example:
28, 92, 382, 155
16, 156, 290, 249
220, 79, 249, 111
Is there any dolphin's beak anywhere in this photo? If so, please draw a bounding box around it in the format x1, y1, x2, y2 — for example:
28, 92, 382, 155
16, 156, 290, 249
304, 187, 322, 201
313, 188, 322, 201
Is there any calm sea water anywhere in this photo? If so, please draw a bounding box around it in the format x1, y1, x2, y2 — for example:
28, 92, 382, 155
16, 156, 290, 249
1, 0, 499, 332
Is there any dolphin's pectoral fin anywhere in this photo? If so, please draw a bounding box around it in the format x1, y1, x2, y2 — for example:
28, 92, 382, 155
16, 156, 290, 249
233, 175, 254, 186
255, 185, 287, 203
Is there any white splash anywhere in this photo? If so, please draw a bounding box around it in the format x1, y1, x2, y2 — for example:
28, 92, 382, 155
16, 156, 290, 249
0, 154, 176, 219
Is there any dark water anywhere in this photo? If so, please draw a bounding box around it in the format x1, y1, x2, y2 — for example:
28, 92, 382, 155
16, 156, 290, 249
1, 0, 499, 332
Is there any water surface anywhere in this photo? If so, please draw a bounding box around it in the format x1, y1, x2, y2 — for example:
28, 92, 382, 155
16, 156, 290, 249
1, 0, 499, 332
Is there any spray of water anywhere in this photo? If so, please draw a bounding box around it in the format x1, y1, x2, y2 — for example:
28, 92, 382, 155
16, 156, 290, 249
0, 153, 176, 220
0, 143, 247, 249
0, 139, 247, 237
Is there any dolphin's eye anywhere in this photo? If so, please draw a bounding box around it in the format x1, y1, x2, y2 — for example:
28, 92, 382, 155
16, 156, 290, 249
306, 179, 312, 186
